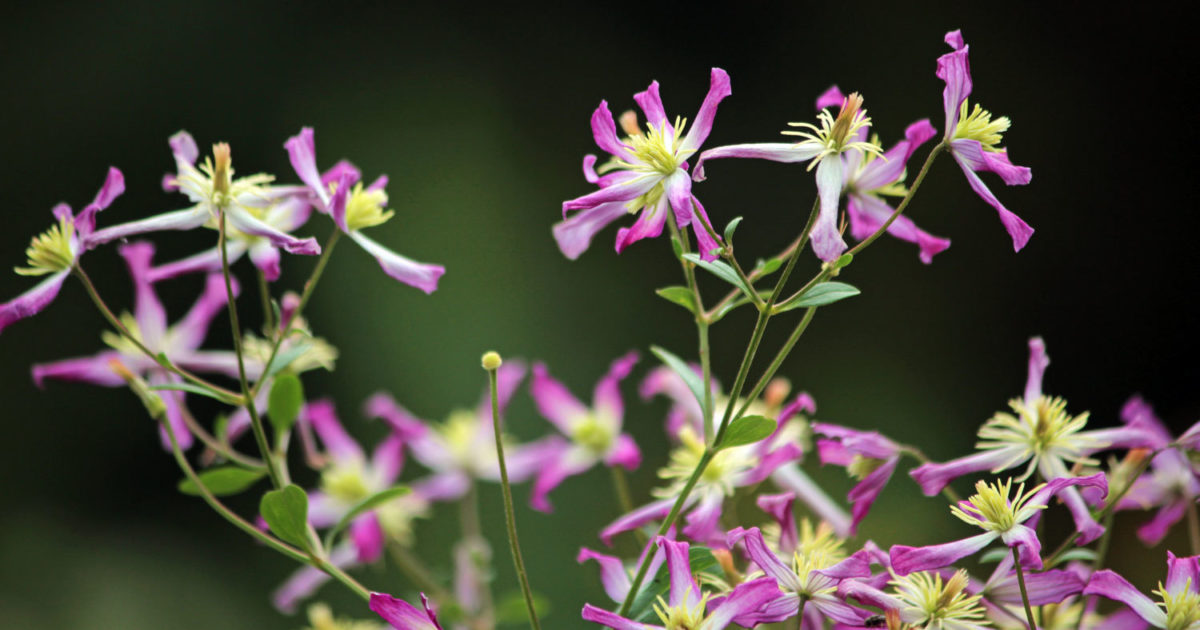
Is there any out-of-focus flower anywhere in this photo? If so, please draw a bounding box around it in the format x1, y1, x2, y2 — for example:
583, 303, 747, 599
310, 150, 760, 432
1116, 396, 1200, 546
369, 593, 442, 630
813, 421, 902, 535
1, 167, 124, 334
840, 568, 990, 630
285, 127, 444, 293
1084, 552, 1200, 630
304, 602, 385, 630
556, 69, 731, 261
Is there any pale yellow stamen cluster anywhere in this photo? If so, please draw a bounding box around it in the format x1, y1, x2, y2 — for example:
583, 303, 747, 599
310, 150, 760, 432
791, 548, 840, 597
977, 395, 1099, 479
570, 413, 616, 454
653, 591, 711, 630
951, 477, 1045, 532
952, 100, 1011, 151
321, 460, 371, 503
1156, 579, 1200, 630
101, 313, 146, 355
655, 426, 751, 498
172, 144, 276, 213
16, 216, 76, 276
330, 181, 393, 232
796, 519, 846, 561
891, 570, 987, 628
783, 92, 883, 169
376, 494, 430, 547
306, 602, 384, 630
242, 330, 339, 374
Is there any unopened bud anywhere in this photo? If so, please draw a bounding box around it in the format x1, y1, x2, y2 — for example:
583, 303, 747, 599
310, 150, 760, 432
619, 110, 642, 137
765, 377, 792, 409
481, 351, 503, 371
212, 142, 232, 196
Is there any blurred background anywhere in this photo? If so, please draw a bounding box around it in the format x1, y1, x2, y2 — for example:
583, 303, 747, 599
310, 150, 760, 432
2, 2, 1197, 628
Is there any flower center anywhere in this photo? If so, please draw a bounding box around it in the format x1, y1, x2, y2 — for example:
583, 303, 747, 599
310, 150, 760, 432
782, 92, 883, 168
951, 477, 1044, 533
847, 454, 885, 480
16, 216, 76, 276
320, 461, 371, 504
623, 117, 688, 176
440, 409, 480, 462
653, 591, 711, 630
892, 570, 986, 627
570, 413, 615, 454
952, 100, 1011, 150
1157, 579, 1200, 630
792, 548, 839, 597
341, 182, 393, 232
976, 395, 1099, 477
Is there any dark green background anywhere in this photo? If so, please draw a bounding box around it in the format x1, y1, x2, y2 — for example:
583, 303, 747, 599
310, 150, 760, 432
2, 3, 1196, 628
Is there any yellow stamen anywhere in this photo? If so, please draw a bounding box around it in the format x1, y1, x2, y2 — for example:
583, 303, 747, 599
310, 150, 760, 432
1156, 578, 1200, 630
342, 182, 393, 232
951, 477, 1045, 532
15, 216, 76, 276
212, 143, 232, 196
783, 92, 883, 169
952, 100, 1011, 151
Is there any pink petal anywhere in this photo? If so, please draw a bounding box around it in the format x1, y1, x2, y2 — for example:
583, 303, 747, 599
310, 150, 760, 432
634, 80, 672, 135
350, 513, 385, 563
530, 362, 587, 434
577, 547, 632, 603
614, 196, 669, 254
936, 36, 972, 135
369, 591, 442, 630
1083, 570, 1167, 627
84, 206, 210, 249
285, 127, 329, 206
31, 351, 127, 388
810, 157, 848, 262
815, 85, 846, 111
679, 67, 732, 154
693, 142, 822, 182
348, 231, 445, 294
604, 433, 641, 470
0, 271, 70, 335
304, 399, 364, 462
890, 532, 997, 575
593, 351, 639, 424
553, 201, 628, 260
580, 604, 647, 630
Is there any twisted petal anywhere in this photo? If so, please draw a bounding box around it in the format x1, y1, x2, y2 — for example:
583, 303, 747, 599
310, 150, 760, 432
634, 80, 672, 136
727, 526, 800, 590
0, 270, 69, 335
1024, 336, 1049, 405
75, 166, 126, 238
660, 537, 702, 608
855, 119, 938, 192
679, 67, 732, 155
247, 241, 281, 281
815, 85, 846, 111
811, 156, 848, 262
304, 399, 364, 462
614, 195, 669, 254
530, 440, 589, 512
1137, 500, 1188, 546
846, 456, 899, 535
702, 577, 782, 630
553, 201, 628, 260
594, 351, 639, 425
756, 492, 798, 554
1166, 551, 1200, 596
530, 362, 587, 434
770, 463, 852, 537
600, 497, 679, 545
909, 447, 1020, 495
85, 206, 209, 248
1083, 570, 1167, 627
227, 206, 320, 255
31, 351, 127, 388
950, 142, 1033, 251
285, 127, 330, 206
846, 194, 950, 264
350, 512, 385, 563
173, 273, 236, 352
564, 172, 660, 215
590, 100, 635, 162
580, 604, 650, 630
348, 231, 445, 294
937, 30, 973, 135
890, 531, 997, 575
119, 242, 167, 347
693, 142, 822, 182
169, 131, 199, 168
577, 547, 632, 603
687, 195, 722, 262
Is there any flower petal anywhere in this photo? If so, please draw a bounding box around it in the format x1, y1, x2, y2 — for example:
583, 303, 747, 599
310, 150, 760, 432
659, 537, 701, 608
172, 273, 236, 352
31, 351, 127, 388
593, 351, 639, 425
84, 206, 210, 249
350, 512, 385, 563
0, 270, 69, 335
614, 195, 669, 254
1083, 570, 1167, 627
937, 32, 972, 135
693, 142, 822, 182
889, 531, 997, 575
846, 194, 950, 264
577, 547, 633, 603
227, 206, 320, 255
530, 362, 588, 434
369, 591, 442, 630
348, 231, 445, 294
634, 80, 672, 136
727, 526, 800, 590
815, 85, 846, 111
580, 604, 648, 630
304, 399, 364, 463
285, 127, 330, 206
119, 242, 168, 347
910, 447, 1020, 496
702, 576, 782, 630
854, 119, 938, 192
1166, 551, 1200, 596
600, 497, 678, 545
553, 201, 628, 260
811, 156, 848, 262
770, 463, 852, 537
950, 143, 1033, 251
604, 433, 641, 471
679, 67, 731, 154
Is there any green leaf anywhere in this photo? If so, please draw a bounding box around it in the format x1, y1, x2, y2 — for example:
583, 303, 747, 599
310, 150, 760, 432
649, 346, 706, 420
260, 484, 310, 549
267, 373, 304, 437
774, 281, 861, 313
681, 253, 749, 294
723, 216, 744, 243
629, 546, 724, 622
754, 257, 783, 276
654, 286, 697, 313
495, 590, 552, 625
149, 382, 236, 404
716, 415, 776, 449
709, 295, 750, 323
263, 341, 313, 378
322, 486, 411, 549
178, 466, 265, 497
1046, 548, 1098, 567
834, 253, 854, 269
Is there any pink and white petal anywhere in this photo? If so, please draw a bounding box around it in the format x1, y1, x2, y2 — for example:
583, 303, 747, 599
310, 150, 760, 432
778, 392, 816, 420
530, 443, 588, 513
815, 85, 846, 111
816, 438, 854, 467
936, 38, 972, 135
327, 172, 353, 232
0, 270, 70, 335
411, 471, 471, 503
552, 201, 628, 260
265, 195, 314, 233
847, 456, 898, 535
590, 101, 635, 162
173, 350, 245, 381
681, 491, 726, 546
727, 526, 801, 590
658, 537, 701, 608
322, 160, 364, 190
811, 157, 848, 262
614, 196, 669, 254
1083, 570, 1167, 627
304, 399, 364, 463
909, 447, 1021, 496
701, 576, 782, 630
846, 194, 950, 264
306, 491, 345, 528
663, 170, 695, 228
350, 512, 386, 563
347, 231, 445, 294
1060, 485, 1106, 545
577, 547, 632, 603
593, 351, 639, 423
371, 434, 406, 486
119, 242, 168, 346
951, 145, 1033, 251
500, 435, 565, 484
284, 128, 329, 206
601, 497, 680, 545
739, 442, 804, 486
989, 568, 1083, 605
364, 393, 430, 441
84, 206, 210, 249
854, 119, 938, 192
581, 154, 601, 184
1165, 551, 1200, 596
530, 362, 587, 434
369, 591, 441, 630
1137, 500, 1188, 546
227, 206, 320, 255
76, 167, 127, 237
1092, 608, 1152, 630
581, 604, 652, 630
564, 173, 660, 215
173, 273, 236, 351
889, 531, 997, 575
686, 195, 722, 261
32, 351, 127, 388
770, 463, 852, 537
1024, 337, 1050, 406
151, 373, 194, 451
248, 241, 282, 282
693, 142, 822, 182
999, 524, 1043, 570
756, 492, 798, 554
634, 81, 672, 135
956, 144, 1032, 186
604, 433, 641, 471
147, 246, 227, 282
169, 131, 199, 167
679, 67, 732, 155
816, 554, 872, 581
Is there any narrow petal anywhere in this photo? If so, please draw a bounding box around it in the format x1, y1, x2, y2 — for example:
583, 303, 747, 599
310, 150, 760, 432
890, 532, 997, 575
660, 537, 701, 608
1166, 551, 1200, 596
323, 160, 364, 190
580, 604, 649, 630
936, 40, 972, 135
369, 591, 441, 630
169, 131, 199, 167
84, 206, 210, 249
530, 362, 587, 434
702, 577, 782, 630
364, 393, 430, 441
770, 463, 852, 537
411, 472, 471, 502
854, 119, 938, 192
739, 442, 804, 486
999, 524, 1043, 570
1137, 500, 1188, 546
304, 399, 364, 462
846, 456, 898, 535
686, 195, 722, 261
350, 513, 385, 563
951, 146, 1033, 251
727, 527, 801, 590
953, 141, 1032, 186
31, 351, 127, 388
172, 273, 235, 351
577, 547, 632, 603
988, 568, 1083, 605
634, 80, 672, 135
564, 173, 660, 214
530, 442, 584, 512
604, 433, 641, 470
593, 351, 639, 424
815, 85, 846, 111
846, 194, 950, 264
147, 246, 230, 282
1083, 570, 1167, 627
248, 241, 282, 281
614, 196, 669, 254
285, 127, 329, 206
811, 157, 848, 262
348, 231, 445, 294
682, 491, 726, 545
663, 171, 695, 228
552, 201, 628, 260
227, 206, 319, 255
600, 497, 678, 545
693, 142, 821, 182
679, 67, 731, 154
119, 242, 168, 347
0, 271, 69, 335
590, 101, 635, 162
756, 492, 798, 554
371, 434, 406, 485
1024, 336, 1050, 408
909, 448, 1020, 495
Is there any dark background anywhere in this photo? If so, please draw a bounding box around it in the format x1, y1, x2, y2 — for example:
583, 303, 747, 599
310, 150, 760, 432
1, 3, 1196, 628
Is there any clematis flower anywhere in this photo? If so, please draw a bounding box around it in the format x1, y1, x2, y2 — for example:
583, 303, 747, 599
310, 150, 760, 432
1, 167, 124, 334
841, 568, 991, 630
578, 534, 670, 604
555, 68, 731, 261
910, 337, 1158, 543
970, 553, 1087, 629
1115, 396, 1200, 546
812, 422, 903, 536
370, 592, 442, 630
285, 127, 444, 293
88, 136, 320, 261
581, 537, 781, 630
937, 29, 1034, 251
890, 473, 1107, 575
31, 242, 246, 450
528, 351, 641, 511
1083, 552, 1200, 630
693, 90, 884, 262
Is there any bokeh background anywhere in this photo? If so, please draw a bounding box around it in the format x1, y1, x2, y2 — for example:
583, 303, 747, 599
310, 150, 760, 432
2, 3, 1197, 628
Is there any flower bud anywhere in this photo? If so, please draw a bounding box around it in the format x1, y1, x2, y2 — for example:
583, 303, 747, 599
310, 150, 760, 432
481, 351, 503, 371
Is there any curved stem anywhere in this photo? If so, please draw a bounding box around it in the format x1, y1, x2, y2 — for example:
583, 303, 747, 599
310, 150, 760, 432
488, 366, 542, 630
1012, 547, 1037, 630
180, 405, 265, 470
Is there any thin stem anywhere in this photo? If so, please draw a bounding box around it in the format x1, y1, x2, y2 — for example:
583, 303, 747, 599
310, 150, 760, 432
898, 447, 962, 504
73, 266, 242, 404
1189, 501, 1200, 556
459, 481, 496, 628
733, 306, 818, 421
257, 269, 275, 334
610, 466, 636, 520
845, 142, 944, 257
618, 450, 714, 616
179, 405, 265, 470
316, 558, 371, 601
669, 221, 715, 441
488, 366, 542, 630
217, 208, 284, 489
704, 208, 818, 320
1012, 547, 1037, 630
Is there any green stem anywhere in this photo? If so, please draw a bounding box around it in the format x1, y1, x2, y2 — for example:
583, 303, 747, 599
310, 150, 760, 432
488, 366, 542, 630
704, 231, 807, 320
179, 405, 265, 470
1189, 500, 1200, 556
73, 266, 242, 404
610, 466, 636, 522
733, 306, 819, 421
257, 269, 275, 334
844, 142, 944, 257
1012, 547, 1037, 630
668, 221, 715, 441
459, 481, 496, 628
217, 208, 284, 489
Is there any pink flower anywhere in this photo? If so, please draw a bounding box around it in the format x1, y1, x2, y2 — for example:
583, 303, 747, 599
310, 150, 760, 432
1084, 552, 1200, 629
370, 592, 442, 630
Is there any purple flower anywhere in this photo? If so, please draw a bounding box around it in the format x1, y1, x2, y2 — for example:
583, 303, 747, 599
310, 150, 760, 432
285, 127, 445, 293
840, 568, 990, 630
578, 535, 669, 604
1083, 552, 1200, 629
2, 167, 124, 335
971, 552, 1086, 626
528, 351, 642, 512
30, 242, 245, 450
812, 422, 902, 535
581, 537, 780, 630
694, 91, 884, 262
555, 69, 731, 261
1115, 396, 1200, 546
370, 592, 442, 630
88, 137, 320, 261
910, 337, 1159, 544
890, 473, 1107, 575
938, 29, 1034, 251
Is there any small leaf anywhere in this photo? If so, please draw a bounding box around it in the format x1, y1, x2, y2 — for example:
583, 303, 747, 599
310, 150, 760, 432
1046, 548, 1098, 567
323, 486, 411, 549
260, 484, 311, 549
654, 286, 696, 313
717, 415, 777, 449
649, 346, 706, 420
774, 281, 861, 313
754, 257, 782, 276
834, 253, 854, 269
267, 373, 304, 437
495, 590, 552, 625
681, 253, 752, 296
178, 466, 265, 497
709, 295, 750, 323
723, 216, 744, 243
264, 342, 313, 378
